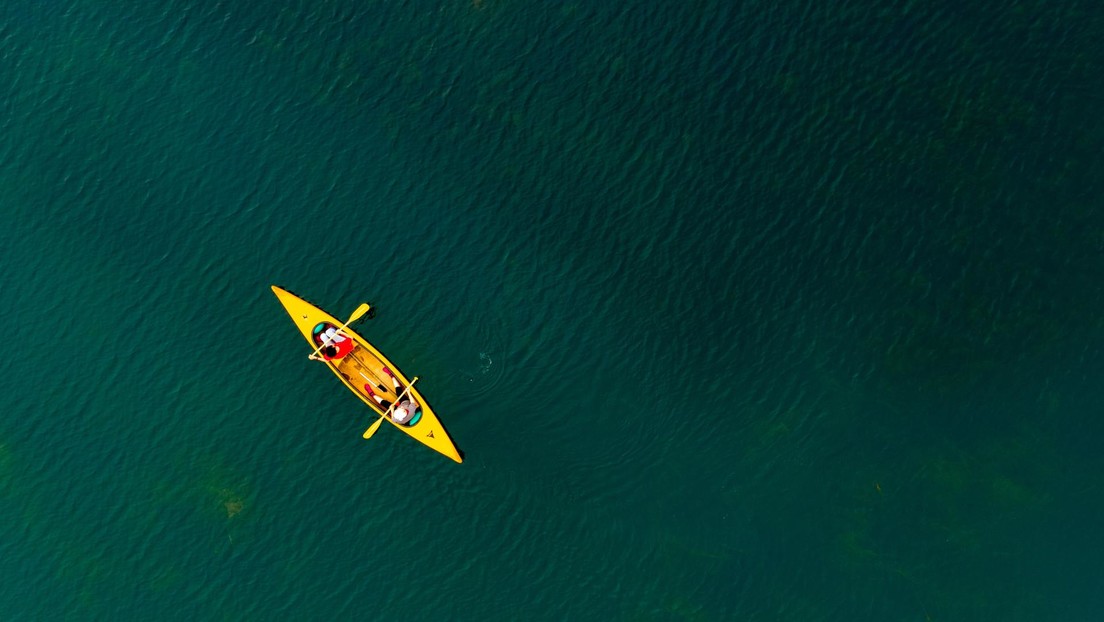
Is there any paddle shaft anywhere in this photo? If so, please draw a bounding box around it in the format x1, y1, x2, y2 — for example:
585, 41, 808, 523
382, 377, 418, 418
363, 376, 418, 438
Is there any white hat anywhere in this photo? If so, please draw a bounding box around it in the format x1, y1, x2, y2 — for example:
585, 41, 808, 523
393, 406, 408, 421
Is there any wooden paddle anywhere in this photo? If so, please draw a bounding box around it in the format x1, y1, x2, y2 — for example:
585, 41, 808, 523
363, 376, 419, 439
308, 303, 371, 359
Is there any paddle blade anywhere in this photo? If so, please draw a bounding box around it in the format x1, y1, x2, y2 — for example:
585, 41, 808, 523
347, 303, 371, 324
362, 416, 385, 439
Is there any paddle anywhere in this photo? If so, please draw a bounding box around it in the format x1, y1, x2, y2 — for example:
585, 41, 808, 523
308, 303, 371, 359
358, 371, 387, 393
348, 352, 388, 391
363, 376, 419, 439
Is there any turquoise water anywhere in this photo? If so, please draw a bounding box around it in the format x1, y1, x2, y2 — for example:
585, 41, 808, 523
1, 1, 1103, 619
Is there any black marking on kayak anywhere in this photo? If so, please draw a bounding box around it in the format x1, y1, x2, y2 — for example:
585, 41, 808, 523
426, 430, 435, 438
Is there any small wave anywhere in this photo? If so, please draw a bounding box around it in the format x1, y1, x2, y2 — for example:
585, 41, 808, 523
440, 313, 509, 402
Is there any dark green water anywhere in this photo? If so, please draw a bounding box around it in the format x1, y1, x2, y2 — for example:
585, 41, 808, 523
1, 1, 1103, 619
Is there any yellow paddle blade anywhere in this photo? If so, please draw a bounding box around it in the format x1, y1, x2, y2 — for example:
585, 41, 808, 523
362, 416, 385, 439
347, 303, 371, 324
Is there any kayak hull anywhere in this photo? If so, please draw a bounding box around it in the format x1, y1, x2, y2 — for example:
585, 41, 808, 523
271, 285, 462, 463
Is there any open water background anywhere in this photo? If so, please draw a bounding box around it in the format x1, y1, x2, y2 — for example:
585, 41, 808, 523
1, 1, 1103, 620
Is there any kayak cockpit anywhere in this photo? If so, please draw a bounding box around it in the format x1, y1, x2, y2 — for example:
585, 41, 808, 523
328, 342, 422, 427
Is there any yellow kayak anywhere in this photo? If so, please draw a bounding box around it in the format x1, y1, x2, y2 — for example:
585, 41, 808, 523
271, 285, 462, 463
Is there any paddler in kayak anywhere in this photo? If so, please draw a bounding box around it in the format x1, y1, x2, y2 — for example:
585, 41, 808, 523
380, 367, 419, 425
363, 385, 420, 426
309, 324, 354, 360
392, 397, 421, 426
